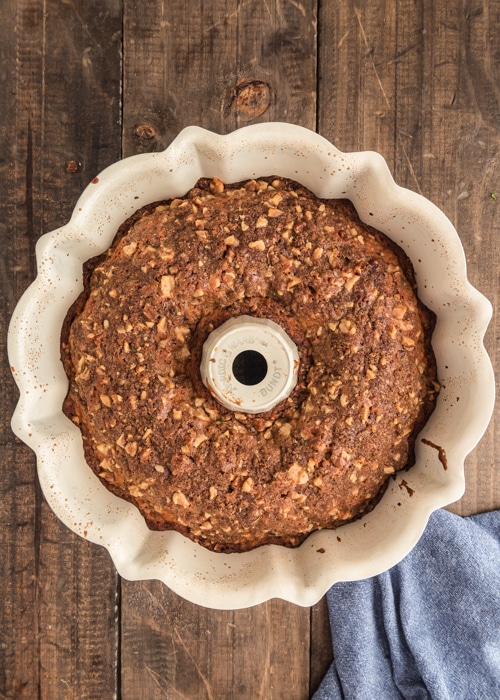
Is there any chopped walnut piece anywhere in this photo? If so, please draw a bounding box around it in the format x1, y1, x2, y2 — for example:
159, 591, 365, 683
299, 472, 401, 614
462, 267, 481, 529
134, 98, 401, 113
339, 319, 356, 335
210, 177, 224, 193
267, 192, 283, 206
209, 274, 221, 290
172, 491, 190, 508
279, 422, 292, 437
267, 208, 284, 218
392, 305, 408, 319
193, 434, 209, 448
159, 247, 175, 262
288, 462, 309, 485
287, 276, 302, 290
122, 241, 137, 256
344, 275, 360, 292
125, 441, 138, 457
99, 458, 112, 472
115, 433, 127, 448
241, 477, 254, 492
248, 239, 266, 251
340, 393, 349, 407
160, 275, 175, 298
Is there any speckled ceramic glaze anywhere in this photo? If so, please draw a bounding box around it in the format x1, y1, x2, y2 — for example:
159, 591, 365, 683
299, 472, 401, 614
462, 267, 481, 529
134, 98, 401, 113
8, 124, 494, 609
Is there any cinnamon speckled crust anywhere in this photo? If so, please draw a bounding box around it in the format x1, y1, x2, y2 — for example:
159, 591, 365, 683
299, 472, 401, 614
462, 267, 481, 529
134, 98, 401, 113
61, 177, 439, 552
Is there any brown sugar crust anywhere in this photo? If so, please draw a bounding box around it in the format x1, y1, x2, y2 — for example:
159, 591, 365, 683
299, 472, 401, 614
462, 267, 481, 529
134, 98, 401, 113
61, 177, 439, 552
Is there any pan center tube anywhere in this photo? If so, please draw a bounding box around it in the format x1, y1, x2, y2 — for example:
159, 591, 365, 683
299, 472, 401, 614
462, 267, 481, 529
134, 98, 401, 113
200, 315, 300, 414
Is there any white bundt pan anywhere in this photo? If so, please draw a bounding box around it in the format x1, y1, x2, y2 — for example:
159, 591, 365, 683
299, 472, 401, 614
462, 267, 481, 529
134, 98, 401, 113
8, 124, 494, 609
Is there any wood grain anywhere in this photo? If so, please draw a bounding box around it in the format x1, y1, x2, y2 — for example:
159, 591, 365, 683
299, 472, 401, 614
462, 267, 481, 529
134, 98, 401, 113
1, 1, 498, 698
1, 2, 47, 696
318, 0, 499, 520
35, 0, 123, 694
34, 1, 124, 692
122, 0, 317, 155
1, 1, 122, 698
121, 583, 311, 699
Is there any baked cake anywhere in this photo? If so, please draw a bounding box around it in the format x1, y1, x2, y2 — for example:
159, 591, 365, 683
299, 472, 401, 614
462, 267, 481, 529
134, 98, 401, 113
61, 177, 439, 552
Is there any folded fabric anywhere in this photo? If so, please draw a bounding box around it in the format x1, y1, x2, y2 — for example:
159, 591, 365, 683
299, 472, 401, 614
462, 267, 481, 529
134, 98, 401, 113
313, 509, 500, 700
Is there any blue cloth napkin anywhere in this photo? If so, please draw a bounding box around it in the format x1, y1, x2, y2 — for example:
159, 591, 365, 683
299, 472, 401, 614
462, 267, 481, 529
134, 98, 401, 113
313, 509, 500, 700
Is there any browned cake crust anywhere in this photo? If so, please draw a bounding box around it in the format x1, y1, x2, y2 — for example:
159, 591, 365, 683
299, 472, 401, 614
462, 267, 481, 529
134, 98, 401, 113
61, 177, 439, 552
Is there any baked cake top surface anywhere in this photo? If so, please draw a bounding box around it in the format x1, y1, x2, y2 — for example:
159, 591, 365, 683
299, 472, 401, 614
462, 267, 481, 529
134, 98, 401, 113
62, 177, 438, 552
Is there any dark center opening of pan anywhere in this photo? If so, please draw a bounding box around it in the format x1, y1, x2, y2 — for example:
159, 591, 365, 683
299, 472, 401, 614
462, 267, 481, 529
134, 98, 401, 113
232, 350, 268, 386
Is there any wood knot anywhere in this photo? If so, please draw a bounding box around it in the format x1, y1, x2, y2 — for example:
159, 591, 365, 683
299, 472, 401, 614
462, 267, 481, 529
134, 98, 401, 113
229, 80, 272, 119
134, 122, 157, 140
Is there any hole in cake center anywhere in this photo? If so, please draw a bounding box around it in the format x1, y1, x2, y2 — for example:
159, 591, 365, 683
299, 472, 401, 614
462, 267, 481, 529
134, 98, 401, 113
232, 350, 268, 386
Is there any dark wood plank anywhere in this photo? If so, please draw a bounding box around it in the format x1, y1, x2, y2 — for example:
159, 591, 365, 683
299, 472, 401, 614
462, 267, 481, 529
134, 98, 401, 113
122, 0, 317, 156
309, 597, 334, 697
121, 581, 234, 699
0, 0, 43, 693
0, 1, 122, 698
122, 0, 237, 153
415, 1, 500, 517
121, 583, 311, 699
120, 2, 317, 698
318, 0, 499, 517
36, 0, 123, 693
318, 0, 397, 162
37, 534, 119, 700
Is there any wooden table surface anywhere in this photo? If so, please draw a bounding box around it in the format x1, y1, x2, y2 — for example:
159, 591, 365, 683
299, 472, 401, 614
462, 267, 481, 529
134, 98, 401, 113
1, 1, 498, 698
